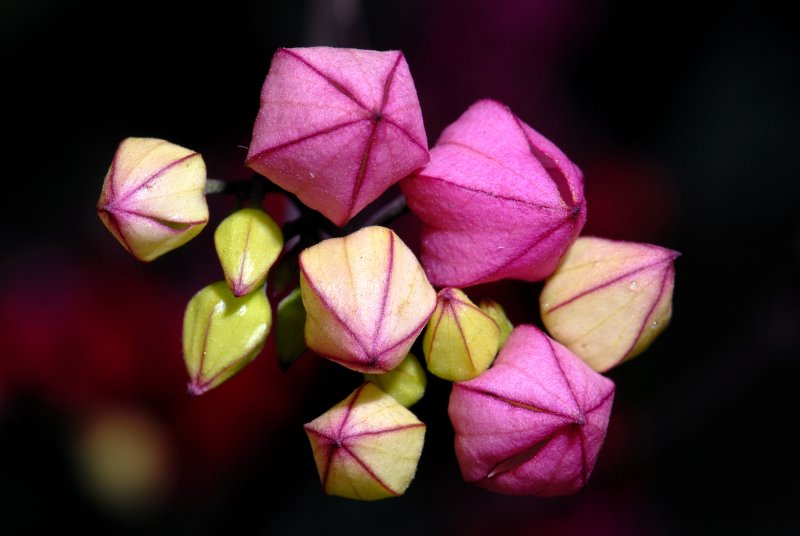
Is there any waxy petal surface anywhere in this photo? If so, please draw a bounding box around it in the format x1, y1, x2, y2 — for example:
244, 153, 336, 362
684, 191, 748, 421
214, 208, 283, 296
540, 237, 679, 372
97, 137, 208, 261
183, 281, 271, 395
449, 325, 614, 496
423, 288, 500, 381
300, 226, 436, 373
401, 99, 585, 287
246, 47, 429, 226
305, 383, 426, 500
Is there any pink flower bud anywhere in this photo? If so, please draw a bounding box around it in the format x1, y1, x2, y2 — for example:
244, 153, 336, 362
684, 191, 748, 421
246, 47, 429, 226
97, 137, 208, 262
540, 236, 679, 372
299, 226, 436, 373
401, 99, 586, 287
304, 382, 426, 500
449, 325, 614, 496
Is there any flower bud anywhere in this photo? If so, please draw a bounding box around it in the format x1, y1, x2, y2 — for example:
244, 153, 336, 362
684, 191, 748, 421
449, 325, 615, 496
401, 99, 586, 287
299, 226, 436, 373
422, 288, 500, 381
246, 47, 429, 226
540, 237, 679, 372
183, 281, 271, 395
97, 137, 208, 262
214, 207, 283, 296
479, 300, 514, 350
304, 382, 425, 500
364, 353, 426, 407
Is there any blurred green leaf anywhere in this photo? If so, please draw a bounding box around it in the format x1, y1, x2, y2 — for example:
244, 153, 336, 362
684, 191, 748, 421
276, 286, 307, 371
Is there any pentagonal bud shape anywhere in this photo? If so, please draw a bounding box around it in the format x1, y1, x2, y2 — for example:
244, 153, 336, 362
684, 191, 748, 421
214, 207, 283, 296
449, 325, 615, 496
479, 299, 514, 350
299, 226, 436, 373
183, 281, 271, 395
246, 47, 429, 226
422, 288, 500, 382
97, 137, 208, 261
304, 383, 426, 500
401, 99, 586, 287
540, 237, 679, 372
364, 353, 427, 407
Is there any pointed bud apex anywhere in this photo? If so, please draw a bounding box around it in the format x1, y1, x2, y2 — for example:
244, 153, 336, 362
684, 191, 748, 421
422, 288, 500, 382
401, 99, 586, 287
479, 300, 514, 350
276, 287, 307, 371
450, 325, 615, 496
214, 207, 283, 296
183, 281, 271, 395
364, 353, 426, 407
540, 237, 679, 372
246, 47, 429, 226
97, 137, 208, 261
304, 383, 426, 500
299, 226, 436, 373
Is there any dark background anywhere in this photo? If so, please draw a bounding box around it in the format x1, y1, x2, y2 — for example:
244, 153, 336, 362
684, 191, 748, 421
1, 0, 798, 534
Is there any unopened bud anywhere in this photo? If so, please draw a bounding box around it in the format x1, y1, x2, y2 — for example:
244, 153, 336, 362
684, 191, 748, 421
304, 382, 426, 500
299, 226, 436, 373
97, 137, 208, 261
183, 281, 271, 395
540, 236, 679, 372
479, 299, 514, 350
422, 288, 500, 381
364, 353, 426, 407
449, 325, 615, 496
214, 207, 283, 296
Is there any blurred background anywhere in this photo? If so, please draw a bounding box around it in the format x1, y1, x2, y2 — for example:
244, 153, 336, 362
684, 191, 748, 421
1, 0, 797, 533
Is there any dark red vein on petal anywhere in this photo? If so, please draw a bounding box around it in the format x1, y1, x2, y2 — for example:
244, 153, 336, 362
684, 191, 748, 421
234, 221, 253, 293
615, 264, 673, 366
479, 431, 559, 482
345, 120, 379, 221
544, 335, 583, 421
246, 118, 367, 164
449, 301, 476, 373
372, 231, 395, 354
281, 48, 369, 110
97, 208, 135, 256
344, 423, 425, 440
586, 388, 615, 416
382, 118, 428, 155
546, 256, 675, 313
455, 384, 577, 422
188, 306, 215, 393
112, 153, 200, 205
299, 262, 371, 359
107, 150, 120, 199
338, 383, 366, 438
509, 110, 575, 207
107, 207, 206, 233
577, 428, 589, 486
469, 215, 577, 284
414, 173, 564, 212
340, 445, 399, 496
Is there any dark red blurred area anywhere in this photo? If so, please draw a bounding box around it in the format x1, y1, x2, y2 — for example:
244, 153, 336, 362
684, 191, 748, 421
2, 0, 798, 534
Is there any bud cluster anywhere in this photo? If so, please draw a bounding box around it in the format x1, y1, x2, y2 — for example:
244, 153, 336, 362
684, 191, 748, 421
96, 47, 679, 500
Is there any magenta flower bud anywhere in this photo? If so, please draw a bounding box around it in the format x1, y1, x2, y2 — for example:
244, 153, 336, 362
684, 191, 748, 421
401, 99, 586, 287
246, 47, 429, 226
97, 137, 208, 262
449, 325, 614, 496
299, 226, 436, 373
540, 237, 680, 372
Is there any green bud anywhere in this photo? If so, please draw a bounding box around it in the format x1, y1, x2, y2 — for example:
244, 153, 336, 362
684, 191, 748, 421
364, 353, 427, 407
183, 281, 271, 395
276, 287, 307, 371
479, 300, 514, 350
422, 288, 500, 382
214, 207, 283, 297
